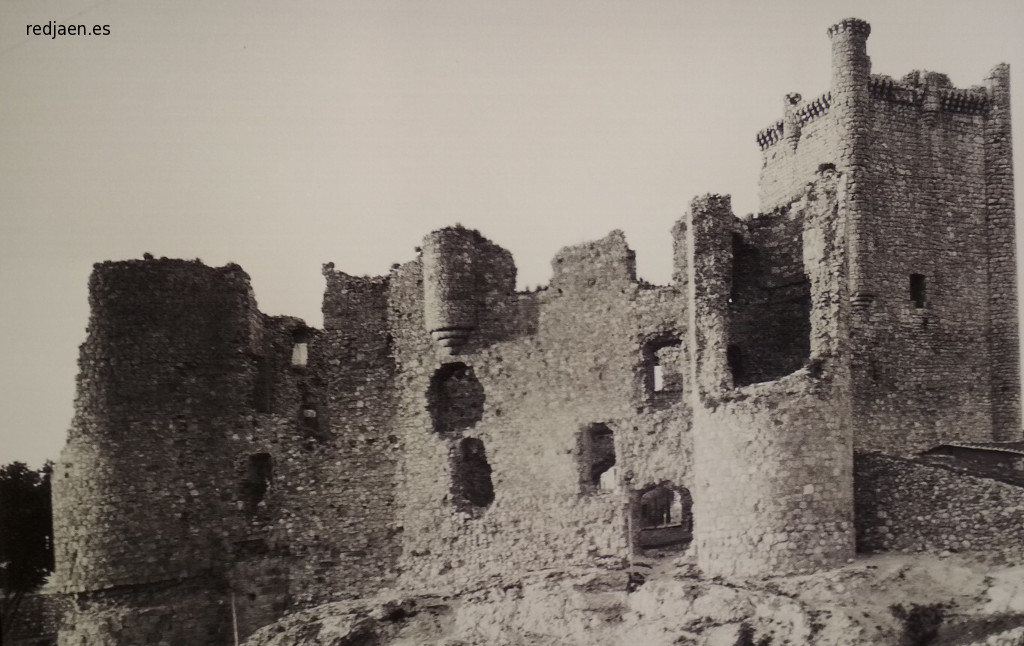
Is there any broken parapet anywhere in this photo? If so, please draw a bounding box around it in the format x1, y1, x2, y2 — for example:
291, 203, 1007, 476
550, 230, 637, 294
685, 183, 855, 578
421, 226, 516, 353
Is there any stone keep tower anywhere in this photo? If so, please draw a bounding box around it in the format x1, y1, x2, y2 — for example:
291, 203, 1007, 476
686, 17, 1018, 578
756, 18, 1019, 453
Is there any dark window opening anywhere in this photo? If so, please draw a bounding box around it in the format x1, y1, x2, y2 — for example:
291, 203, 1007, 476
642, 337, 682, 407
453, 437, 494, 509
728, 229, 810, 386
297, 383, 329, 440
910, 274, 927, 308
427, 363, 485, 434
727, 344, 746, 386
242, 453, 272, 515
579, 423, 616, 494
632, 484, 693, 552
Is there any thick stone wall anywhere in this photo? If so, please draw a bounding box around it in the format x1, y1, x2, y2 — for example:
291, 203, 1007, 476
686, 179, 855, 578
752, 19, 1018, 452
307, 270, 402, 601
850, 74, 996, 452
53, 259, 262, 594
58, 579, 229, 646
855, 453, 1024, 557
391, 230, 693, 594
984, 64, 1020, 440
758, 102, 840, 211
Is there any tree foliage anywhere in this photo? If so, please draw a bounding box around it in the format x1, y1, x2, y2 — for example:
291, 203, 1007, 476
0, 461, 55, 641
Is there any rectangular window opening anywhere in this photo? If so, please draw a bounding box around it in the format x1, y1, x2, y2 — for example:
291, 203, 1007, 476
910, 274, 926, 309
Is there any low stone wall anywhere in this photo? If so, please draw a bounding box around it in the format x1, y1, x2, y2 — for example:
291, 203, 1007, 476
7, 592, 69, 646
57, 578, 228, 646
855, 453, 1024, 556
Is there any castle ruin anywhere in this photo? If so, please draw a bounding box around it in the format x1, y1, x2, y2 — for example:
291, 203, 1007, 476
50, 18, 1019, 645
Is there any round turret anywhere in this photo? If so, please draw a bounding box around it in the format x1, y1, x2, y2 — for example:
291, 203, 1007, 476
53, 258, 259, 593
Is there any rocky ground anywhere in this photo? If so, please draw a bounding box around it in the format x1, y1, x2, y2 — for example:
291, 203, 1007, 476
242, 551, 1024, 646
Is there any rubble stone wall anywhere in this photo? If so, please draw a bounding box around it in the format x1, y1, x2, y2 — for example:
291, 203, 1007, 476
391, 231, 693, 594
687, 179, 855, 578
753, 18, 1018, 451
53, 260, 262, 594
57, 578, 229, 646
855, 453, 1024, 557
850, 77, 997, 452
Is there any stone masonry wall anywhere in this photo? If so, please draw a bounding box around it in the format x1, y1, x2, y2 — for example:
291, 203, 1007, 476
855, 453, 1024, 558
687, 178, 855, 578
753, 19, 1017, 452
58, 578, 229, 646
984, 64, 1020, 440
53, 259, 261, 594
758, 102, 840, 211
391, 230, 693, 594
849, 75, 997, 452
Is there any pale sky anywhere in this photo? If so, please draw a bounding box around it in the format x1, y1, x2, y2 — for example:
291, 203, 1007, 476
2, 0, 1023, 467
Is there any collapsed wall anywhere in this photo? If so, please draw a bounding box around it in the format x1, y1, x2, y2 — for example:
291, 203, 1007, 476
391, 228, 695, 593
53, 259, 262, 644
685, 177, 855, 578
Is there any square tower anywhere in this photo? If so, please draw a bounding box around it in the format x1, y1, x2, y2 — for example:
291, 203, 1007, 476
756, 19, 1019, 451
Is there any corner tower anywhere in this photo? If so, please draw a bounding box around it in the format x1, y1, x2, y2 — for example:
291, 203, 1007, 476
756, 19, 1019, 451
827, 18, 873, 308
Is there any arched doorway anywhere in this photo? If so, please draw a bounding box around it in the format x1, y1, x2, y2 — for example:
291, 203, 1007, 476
630, 483, 693, 552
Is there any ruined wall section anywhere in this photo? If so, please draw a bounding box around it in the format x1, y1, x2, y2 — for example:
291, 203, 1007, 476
757, 95, 840, 211
391, 231, 692, 594
221, 313, 329, 638
422, 226, 519, 354
307, 270, 402, 601
729, 208, 811, 385
855, 453, 1024, 558
850, 73, 996, 452
687, 180, 854, 578
54, 259, 262, 594
53, 259, 280, 645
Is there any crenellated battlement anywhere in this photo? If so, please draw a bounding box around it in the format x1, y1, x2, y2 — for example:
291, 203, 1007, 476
868, 72, 990, 114
756, 91, 833, 151
826, 17, 871, 39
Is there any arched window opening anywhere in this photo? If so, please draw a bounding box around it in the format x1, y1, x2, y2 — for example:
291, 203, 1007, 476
427, 362, 485, 434
578, 423, 616, 494
642, 336, 682, 407
632, 484, 693, 553
242, 453, 273, 515
453, 437, 494, 509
